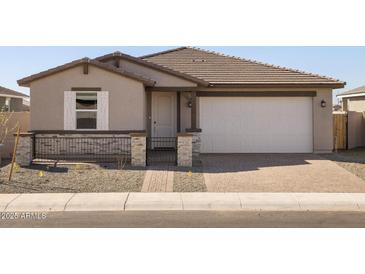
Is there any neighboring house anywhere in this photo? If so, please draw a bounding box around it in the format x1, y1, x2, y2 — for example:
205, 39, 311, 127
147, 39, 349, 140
337, 86, 365, 149
18, 47, 344, 154
0, 85, 29, 112
0, 86, 30, 160
337, 85, 365, 112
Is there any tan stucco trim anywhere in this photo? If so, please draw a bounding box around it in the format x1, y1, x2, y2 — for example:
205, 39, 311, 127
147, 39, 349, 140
197, 91, 317, 97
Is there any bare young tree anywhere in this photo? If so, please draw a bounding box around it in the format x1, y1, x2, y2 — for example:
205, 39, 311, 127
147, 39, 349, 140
0, 107, 18, 144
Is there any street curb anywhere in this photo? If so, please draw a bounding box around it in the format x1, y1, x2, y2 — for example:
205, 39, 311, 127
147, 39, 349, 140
1, 192, 365, 212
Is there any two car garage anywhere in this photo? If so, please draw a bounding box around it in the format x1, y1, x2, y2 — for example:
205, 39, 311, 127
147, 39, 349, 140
199, 96, 314, 153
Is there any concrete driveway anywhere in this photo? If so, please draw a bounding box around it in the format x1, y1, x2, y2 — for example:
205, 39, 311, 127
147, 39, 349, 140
201, 154, 365, 192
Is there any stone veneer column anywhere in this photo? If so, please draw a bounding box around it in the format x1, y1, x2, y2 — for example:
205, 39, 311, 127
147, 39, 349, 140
130, 133, 146, 167
186, 129, 201, 163
177, 133, 193, 167
14, 132, 34, 166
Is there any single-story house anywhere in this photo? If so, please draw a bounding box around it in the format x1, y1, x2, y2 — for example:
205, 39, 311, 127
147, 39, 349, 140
0, 85, 29, 112
337, 85, 365, 112
18, 47, 345, 157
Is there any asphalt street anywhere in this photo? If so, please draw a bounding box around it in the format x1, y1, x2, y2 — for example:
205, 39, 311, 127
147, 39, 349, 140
2, 211, 365, 227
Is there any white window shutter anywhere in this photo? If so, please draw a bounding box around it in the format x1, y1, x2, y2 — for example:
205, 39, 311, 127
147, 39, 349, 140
64, 91, 76, 130
97, 91, 109, 130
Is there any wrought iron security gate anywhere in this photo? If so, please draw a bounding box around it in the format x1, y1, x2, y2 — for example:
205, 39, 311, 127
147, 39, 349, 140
146, 137, 177, 166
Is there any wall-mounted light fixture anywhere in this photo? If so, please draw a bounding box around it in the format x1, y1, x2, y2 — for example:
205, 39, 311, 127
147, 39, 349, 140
321, 99, 327, 108
187, 100, 192, 108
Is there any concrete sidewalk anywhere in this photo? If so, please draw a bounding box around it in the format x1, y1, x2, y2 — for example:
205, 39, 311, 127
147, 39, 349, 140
2, 192, 365, 212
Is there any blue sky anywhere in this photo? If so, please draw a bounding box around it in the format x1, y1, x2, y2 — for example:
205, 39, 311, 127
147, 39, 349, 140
1, 46, 364, 103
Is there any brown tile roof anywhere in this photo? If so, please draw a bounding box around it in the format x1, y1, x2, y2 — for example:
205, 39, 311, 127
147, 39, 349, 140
95, 51, 209, 86
18, 58, 156, 87
0, 85, 29, 98
141, 47, 345, 88
337, 85, 365, 97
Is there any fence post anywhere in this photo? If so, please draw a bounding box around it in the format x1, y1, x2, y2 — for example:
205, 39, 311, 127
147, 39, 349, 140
130, 133, 146, 167
177, 133, 193, 167
13, 132, 34, 166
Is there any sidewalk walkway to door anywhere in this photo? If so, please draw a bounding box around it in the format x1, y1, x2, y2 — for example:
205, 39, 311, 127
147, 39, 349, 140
141, 167, 174, 192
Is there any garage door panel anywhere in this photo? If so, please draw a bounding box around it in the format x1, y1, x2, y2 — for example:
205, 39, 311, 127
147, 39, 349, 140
199, 97, 313, 153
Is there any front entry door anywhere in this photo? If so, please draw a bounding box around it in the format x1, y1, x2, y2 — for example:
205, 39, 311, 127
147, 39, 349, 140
151, 92, 177, 137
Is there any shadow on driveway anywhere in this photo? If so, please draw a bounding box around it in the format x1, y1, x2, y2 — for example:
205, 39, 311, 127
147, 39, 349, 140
200, 153, 317, 173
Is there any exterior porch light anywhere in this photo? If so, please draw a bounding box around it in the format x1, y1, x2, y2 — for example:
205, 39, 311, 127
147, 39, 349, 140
187, 100, 192, 108
321, 99, 327, 108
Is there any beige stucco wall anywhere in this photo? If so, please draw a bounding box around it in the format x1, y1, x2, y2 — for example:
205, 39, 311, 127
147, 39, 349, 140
30, 65, 146, 131
347, 96, 365, 112
180, 92, 191, 130
345, 97, 365, 148
313, 88, 333, 153
104, 59, 198, 87
348, 111, 365, 149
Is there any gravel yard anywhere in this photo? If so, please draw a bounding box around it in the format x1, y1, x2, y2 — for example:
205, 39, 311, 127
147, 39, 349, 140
173, 164, 206, 192
323, 148, 365, 181
0, 162, 145, 193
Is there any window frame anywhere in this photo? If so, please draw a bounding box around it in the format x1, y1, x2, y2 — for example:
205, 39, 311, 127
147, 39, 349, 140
75, 91, 98, 130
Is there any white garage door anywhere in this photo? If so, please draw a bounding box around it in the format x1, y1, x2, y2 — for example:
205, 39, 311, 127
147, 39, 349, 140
199, 97, 313, 153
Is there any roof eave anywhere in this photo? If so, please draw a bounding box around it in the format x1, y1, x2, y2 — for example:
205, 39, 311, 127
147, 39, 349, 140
0, 85, 30, 97
337, 92, 365, 98
0, 94, 28, 99
18, 58, 156, 87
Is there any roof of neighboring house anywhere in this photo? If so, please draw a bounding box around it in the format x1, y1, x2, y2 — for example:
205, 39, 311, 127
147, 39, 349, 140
141, 47, 345, 88
0, 85, 29, 98
18, 58, 156, 87
95, 51, 209, 86
337, 85, 365, 97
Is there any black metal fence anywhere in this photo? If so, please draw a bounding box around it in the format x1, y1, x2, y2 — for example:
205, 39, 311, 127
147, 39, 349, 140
33, 135, 131, 162
146, 137, 177, 165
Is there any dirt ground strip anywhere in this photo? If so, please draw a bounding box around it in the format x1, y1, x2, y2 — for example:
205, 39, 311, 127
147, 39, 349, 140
322, 148, 365, 181
173, 164, 206, 192
0, 162, 145, 193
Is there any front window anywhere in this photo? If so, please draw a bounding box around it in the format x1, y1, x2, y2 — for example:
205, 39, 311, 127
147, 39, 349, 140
76, 93, 97, 129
